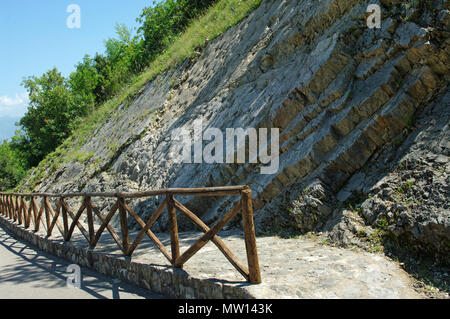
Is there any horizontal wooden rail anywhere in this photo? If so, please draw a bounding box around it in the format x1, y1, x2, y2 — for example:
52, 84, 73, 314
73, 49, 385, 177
1, 186, 248, 199
0, 186, 261, 284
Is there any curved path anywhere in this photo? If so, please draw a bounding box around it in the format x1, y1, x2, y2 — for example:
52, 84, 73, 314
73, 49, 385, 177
0, 225, 165, 299
0, 217, 423, 299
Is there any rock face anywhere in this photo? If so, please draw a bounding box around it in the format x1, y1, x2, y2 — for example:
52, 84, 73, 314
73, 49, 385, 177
324, 86, 449, 263
22, 1, 449, 261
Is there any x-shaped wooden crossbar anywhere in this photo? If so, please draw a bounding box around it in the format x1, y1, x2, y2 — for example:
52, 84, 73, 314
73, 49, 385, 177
0, 187, 261, 284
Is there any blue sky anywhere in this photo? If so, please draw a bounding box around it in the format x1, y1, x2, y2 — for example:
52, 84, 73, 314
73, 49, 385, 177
0, 0, 155, 140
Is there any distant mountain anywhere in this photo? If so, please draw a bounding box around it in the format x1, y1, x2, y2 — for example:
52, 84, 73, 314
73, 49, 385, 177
0, 117, 21, 142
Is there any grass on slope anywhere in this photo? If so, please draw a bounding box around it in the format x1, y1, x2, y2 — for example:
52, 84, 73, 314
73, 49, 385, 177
18, 0, 263, 192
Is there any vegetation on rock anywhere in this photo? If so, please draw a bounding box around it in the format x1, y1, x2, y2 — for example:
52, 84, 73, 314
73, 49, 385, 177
1, 0, 262, 191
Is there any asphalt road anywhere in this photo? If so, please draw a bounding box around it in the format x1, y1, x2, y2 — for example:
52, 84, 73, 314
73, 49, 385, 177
0, 225, 166, 299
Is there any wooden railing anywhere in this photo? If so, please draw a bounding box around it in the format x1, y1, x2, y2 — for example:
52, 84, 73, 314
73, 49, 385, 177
0, 186, 261, 284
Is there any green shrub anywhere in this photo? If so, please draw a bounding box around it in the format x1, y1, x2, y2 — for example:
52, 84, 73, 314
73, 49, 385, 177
13, 0, 263, 191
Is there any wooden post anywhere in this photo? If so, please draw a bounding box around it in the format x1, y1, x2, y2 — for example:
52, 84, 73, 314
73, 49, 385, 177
173, 200, 244, 271
85, 197, 95, 246
61, 198, 69, 241
8, 195, 11, 219
46, 197, 64, 237
7, 195, 11, 219
14, 196, 19, 222
44, 197, 51, 231
0, 195, 4, 216
0, 185, 262, 283
10, 196, 15, 220
23, 197, 31, 229
11, 196, 14, 221
31, 197, 39, 229
5, 196, 8, 218
241, 189, 261, 284
34, 198, 45, 232
118, 197, 130, 255
17, 196, 24, 225
166, 193, 181, 267
124, 198, 170, 261
64, 200, 87, 242
3, 195, 6, 217
15, 196, 18, 222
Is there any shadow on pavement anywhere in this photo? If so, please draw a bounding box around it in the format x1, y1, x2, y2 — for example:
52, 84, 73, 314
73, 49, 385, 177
0, 225, 166, 299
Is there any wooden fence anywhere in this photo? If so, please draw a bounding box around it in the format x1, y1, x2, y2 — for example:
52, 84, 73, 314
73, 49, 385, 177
0, 186, 261, 284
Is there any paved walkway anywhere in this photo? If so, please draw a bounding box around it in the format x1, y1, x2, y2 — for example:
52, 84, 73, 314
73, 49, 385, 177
148, 231, 422, 299
0, 214, 423, 299
49, 227, 422, 299
0, 226, 165, 299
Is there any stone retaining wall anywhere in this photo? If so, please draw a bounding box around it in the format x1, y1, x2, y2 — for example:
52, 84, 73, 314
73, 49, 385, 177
0, 215, 254, 299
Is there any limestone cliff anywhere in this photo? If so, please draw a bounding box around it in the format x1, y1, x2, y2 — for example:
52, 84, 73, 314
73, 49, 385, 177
22, 0, 449, 263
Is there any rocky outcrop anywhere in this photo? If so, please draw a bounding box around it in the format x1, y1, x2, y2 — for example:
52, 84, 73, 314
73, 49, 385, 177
21, 1, 449, 261
325, 86, 449, 264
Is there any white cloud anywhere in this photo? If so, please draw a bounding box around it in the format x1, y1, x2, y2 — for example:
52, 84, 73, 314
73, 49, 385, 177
0, 92, 29, 118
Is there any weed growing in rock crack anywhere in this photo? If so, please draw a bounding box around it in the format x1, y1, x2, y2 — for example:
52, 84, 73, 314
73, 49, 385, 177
406, 257, 450, 296
398, 160, 408, 170
376, 216, 390, 231
390, 0, 435, 22
356, 228, 367, 238
301, 187, 310, 195
348, 203, 361, 213
68, 150, 95, 164
405, 114, 416, 128
392, 134, 405, 148
393, 209, 400, 218
257, 230, 275, 237
256, 224, 302, 239
367, 229, 387, 253
396, 180, 415, 194
343, 195, 366, 213
365, 228, 450, 297
339, 191, 449, 296
276, 228, 303, 239
14, 0, 265, 192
